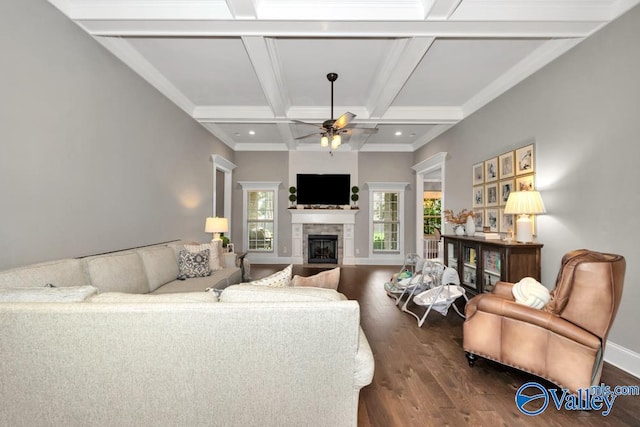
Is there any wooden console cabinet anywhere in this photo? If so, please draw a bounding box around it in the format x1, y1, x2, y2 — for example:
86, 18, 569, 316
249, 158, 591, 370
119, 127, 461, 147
443, 235, 543, 295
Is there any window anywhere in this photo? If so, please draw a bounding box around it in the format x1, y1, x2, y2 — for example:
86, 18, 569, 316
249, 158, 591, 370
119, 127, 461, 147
247, 190, 274, 251
368, 182, 408, 258
373, 192, 399, 251
239, 182, 280, 255
423, 192, 442, 235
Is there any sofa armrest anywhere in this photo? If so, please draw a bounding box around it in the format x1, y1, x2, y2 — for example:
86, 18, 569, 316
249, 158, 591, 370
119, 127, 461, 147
354, 327, 374, 389
492, 281, 516, 299
473, 294, 600, 349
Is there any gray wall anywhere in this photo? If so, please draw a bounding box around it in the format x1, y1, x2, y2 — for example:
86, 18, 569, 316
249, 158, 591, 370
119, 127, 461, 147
415, 6, 640, 353
0, 1, 233, 269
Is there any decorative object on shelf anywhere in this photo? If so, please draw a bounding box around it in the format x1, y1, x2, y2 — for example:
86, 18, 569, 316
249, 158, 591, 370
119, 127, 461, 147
504, 190, 546, 243
444, 209, 474, 235
466, 215, 476, 237
288, 186, 297, 208
351, 186, 359, 208
205, 217, 229, 242
227, 243, 235, 253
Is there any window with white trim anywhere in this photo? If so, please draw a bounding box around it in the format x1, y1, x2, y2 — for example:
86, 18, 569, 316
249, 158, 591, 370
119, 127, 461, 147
239, 182, 280, 253
368, 182, 408, 256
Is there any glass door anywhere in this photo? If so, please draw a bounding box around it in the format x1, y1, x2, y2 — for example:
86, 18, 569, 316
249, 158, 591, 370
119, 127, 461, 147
462, 244, 478, 291
446, 241, 458, 271
482, 248, 502, 293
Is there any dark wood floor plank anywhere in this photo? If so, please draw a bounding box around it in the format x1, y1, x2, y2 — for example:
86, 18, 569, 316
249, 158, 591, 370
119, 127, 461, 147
249, 264, 640, 426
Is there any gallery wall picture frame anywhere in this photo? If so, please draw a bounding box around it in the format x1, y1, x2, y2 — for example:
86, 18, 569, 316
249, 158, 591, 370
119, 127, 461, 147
515, 174, 535, 191
499, 151, 515, 179
500, 179, 515, 206
485, 157, 498, 182
499, 208, 514, 233
473, 162, 484, 185
515, 144, 535, 175
486, 209, 499, 232
473, 209, 484, 231
473, 186, 484, 208
485, 182, 498, 207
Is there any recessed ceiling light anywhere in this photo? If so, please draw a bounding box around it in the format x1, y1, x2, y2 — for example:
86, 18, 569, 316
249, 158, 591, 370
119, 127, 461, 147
395, 131, 402, 136
249, 130, 255, 135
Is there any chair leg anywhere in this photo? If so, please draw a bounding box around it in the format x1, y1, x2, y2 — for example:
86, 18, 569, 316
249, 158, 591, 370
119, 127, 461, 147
465, 352, 477, 367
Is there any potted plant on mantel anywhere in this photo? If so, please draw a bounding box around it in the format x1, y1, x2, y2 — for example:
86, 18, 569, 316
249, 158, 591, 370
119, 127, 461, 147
288, 186, 297, 208
351, 186, 359, 209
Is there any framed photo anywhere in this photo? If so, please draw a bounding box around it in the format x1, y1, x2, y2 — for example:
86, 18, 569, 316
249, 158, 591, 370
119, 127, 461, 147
473, 209, 484, 231
515, 174, 535, 191
472, 185, 484, 208
500, 179, 515, 206
499, 208, 514, 233
227, 243, 235, 253
472, 162, 484, 185
515, 144, 535, 175
485, 157, 498, 182
499, 151, 515, 179
485, 182, 498, 207
486, 209, 499, 232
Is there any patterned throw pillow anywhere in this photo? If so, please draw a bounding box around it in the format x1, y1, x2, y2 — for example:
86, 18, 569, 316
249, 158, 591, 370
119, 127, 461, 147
183, 242, 223, 271
177, 249, 212, 280
249, 264, 292, 287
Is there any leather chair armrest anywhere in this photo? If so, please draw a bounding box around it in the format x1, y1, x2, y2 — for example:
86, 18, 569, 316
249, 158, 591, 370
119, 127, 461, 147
474, 294, 601, 349
492, 281, 516, 299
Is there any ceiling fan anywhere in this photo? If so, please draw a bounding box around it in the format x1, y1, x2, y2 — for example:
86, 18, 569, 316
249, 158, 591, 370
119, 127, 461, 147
294, 73, 378, 149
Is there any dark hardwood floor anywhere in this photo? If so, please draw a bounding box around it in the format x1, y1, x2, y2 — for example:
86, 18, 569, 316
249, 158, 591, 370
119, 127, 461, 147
250, 264, 640, 427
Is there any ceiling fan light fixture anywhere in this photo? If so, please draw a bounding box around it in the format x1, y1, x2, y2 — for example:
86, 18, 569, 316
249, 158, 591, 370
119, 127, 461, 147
331, 134, 341, 149
320, 134, 329, 147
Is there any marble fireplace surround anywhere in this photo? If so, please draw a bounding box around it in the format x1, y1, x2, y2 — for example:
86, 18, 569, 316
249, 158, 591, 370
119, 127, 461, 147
289, 209, 358, 265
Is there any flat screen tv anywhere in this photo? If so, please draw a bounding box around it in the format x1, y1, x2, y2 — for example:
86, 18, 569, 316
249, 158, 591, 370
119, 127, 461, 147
296, 174, 350, 206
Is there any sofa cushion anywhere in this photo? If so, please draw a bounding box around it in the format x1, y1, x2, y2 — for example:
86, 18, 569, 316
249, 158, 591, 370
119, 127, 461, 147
292, 267, 340, 290
0, 258, 87, 289
177, 249, 211, 280
249, 264, 292, 287
183, 242, 223, 271
0, 285, 98, 302
152, 268, 242, 294
89, 291, 218, 303
138, 246, 180, 292
83, 252, 150, 294
220, 284, 347, 303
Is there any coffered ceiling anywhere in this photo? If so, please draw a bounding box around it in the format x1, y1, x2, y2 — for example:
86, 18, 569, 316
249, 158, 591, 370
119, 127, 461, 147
49, 0, 639, 152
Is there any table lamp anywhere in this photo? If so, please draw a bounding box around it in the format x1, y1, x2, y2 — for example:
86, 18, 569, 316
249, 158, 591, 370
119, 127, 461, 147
504, 191, 546, 243
205, 217, 229, 241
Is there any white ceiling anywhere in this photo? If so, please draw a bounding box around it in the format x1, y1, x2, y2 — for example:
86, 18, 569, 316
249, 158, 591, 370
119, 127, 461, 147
49, 0, 640, 152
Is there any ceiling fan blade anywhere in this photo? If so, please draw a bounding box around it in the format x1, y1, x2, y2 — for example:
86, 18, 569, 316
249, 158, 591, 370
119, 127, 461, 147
294, 132, 321, 140
333, 112, 356, 130
349, 127, 379, 135
292, 119, 323, 129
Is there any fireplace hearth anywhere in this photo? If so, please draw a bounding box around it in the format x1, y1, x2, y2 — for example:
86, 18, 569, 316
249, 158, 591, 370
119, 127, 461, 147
308, 234, 338, 264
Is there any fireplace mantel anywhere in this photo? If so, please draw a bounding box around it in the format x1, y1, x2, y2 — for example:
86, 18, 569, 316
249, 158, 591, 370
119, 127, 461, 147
289, 209, 358, 264
289, 209, 358, 225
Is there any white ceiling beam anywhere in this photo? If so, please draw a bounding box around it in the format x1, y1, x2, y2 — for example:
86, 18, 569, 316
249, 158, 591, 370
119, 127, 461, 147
241, 36, 289, 117
425, 0, 463, 20
78, 19, 602, 38
367, 37, 436, 118
51, 0, 233, 20
201, 123, 238, 149
225, 0, 257, 19
277, 123, 297, 150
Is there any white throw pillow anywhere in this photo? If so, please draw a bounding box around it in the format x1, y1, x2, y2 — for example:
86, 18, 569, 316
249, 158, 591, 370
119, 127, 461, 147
183, 242, 223, 271
220, 284, 345, 303
249, 264, 292, 287
512, 277, 551, 309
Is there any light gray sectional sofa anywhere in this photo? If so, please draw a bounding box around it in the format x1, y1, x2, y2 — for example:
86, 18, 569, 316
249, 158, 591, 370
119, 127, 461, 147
0, 241, 374, 427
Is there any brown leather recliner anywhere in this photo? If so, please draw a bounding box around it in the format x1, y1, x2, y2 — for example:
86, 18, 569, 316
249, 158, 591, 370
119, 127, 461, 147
463, 250, 625, 393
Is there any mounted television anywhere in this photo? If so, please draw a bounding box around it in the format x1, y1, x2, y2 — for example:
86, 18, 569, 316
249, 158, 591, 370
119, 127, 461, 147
296, 174, 350, 206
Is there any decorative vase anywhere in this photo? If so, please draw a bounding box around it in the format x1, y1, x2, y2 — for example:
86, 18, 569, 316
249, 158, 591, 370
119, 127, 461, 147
455, 225, 465, 236
466, 216, 476, 237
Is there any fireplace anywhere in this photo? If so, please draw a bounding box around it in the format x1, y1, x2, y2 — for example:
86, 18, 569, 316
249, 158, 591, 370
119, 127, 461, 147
308, 234, 338, 264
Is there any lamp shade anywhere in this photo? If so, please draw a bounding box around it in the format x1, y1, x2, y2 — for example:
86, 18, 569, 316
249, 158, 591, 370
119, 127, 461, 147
504, 191, 546, 215
205, 217, 229, 233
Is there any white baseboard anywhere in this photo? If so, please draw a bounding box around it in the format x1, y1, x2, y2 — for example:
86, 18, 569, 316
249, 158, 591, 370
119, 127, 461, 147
604, 341, 640, 379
